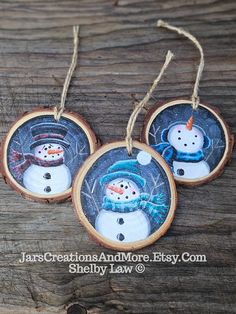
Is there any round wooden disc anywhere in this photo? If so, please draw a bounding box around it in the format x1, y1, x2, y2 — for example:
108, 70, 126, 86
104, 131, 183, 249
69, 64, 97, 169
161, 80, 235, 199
0, 108, 98, 203
141, 99, 234, 186
72, 140, 177, 251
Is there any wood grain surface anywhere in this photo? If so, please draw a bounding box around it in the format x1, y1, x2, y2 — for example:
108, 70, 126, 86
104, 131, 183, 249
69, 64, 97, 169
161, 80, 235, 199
0, 1, 235, 313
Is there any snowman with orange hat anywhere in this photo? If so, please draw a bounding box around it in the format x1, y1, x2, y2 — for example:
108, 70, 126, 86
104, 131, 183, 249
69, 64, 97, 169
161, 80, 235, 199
152, 116, 211, 179
95, 151, 168, 243
11, 123, 71, 194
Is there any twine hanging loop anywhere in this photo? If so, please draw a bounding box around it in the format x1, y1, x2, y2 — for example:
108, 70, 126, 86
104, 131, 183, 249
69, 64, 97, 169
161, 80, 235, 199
54, 25, 80, 121
157, 20, 204, 110
125, 50, 174, 155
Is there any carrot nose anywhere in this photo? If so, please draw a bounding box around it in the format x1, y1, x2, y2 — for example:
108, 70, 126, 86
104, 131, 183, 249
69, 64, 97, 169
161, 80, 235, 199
48, 149, 64, 155
186, 116, 193, 131
107, 185, 124, 195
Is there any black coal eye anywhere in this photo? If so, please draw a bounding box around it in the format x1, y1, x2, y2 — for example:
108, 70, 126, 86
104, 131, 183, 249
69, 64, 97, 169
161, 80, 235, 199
120, 184, 123, 188
178, 130, 181, 133
38, 151, 41, 153
118, 197, 120, 200
195, 135, 198, 137
178, 137, 181, 140
125, 186, 128, 189
192, 142, 195, 145
44, 155, 47, 158
44, 148, 47, 150
132, 191, 136, 195
125, 196, 128, 199
57, 154, 60, 156
58, 147, 60, 149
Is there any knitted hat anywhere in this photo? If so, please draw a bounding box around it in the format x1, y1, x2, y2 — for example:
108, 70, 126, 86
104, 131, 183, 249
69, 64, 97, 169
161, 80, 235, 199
30, 123, 70, 149
100, 151, 152, 188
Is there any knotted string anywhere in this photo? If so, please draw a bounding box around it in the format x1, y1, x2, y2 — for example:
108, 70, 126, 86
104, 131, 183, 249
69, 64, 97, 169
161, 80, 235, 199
125, 50, 174, 155
54, 25, 80, 121
157, 20, 204, 110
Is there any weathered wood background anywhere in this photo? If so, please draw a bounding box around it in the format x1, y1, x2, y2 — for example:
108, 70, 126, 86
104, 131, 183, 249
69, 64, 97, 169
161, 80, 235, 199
0, 0, 235, 313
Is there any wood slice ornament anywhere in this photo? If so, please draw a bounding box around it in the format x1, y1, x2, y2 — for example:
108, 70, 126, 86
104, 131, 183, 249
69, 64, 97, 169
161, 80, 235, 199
142, 20, 234, 186
0, 26, 98, 203
72, 51, 177, 251
142, 100, 234, 186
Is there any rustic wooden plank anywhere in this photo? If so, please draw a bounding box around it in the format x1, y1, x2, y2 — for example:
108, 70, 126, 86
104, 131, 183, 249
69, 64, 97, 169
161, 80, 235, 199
0, 0, 235, 313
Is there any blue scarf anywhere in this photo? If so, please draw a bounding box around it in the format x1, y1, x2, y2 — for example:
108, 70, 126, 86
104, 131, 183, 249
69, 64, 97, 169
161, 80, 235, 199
102, 193, 168, 226
151, 143, 204, 170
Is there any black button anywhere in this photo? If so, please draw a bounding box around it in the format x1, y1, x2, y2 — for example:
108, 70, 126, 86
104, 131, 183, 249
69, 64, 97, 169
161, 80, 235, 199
43, 173, 51, 179
177, 169, 185, 176
117, 218, 124, 225
117, 233, 125, 241
44, 186, 51, 193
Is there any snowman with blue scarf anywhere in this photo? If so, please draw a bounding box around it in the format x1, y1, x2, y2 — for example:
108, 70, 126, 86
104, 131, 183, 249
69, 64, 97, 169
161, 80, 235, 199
95, 151, 168, 243
151, 116, 211, 179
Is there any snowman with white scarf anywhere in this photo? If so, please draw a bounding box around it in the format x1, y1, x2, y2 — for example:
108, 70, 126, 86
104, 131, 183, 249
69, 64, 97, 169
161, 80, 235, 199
95, 151, 167, 243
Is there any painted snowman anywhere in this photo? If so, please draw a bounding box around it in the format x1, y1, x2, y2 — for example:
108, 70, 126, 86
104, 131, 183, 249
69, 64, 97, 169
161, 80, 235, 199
95, 151, 166, 243
152, 116, 211, 179
13, 123, 72, 194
